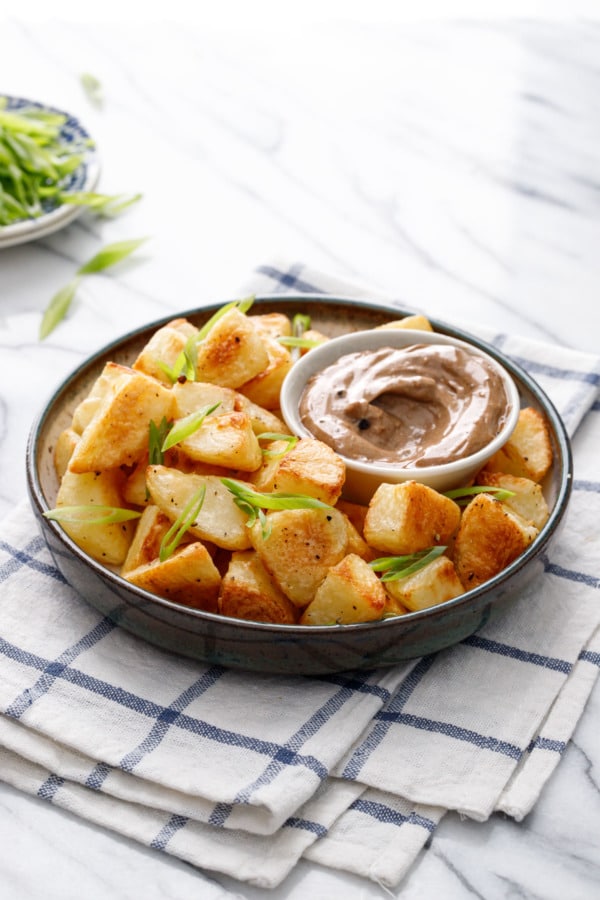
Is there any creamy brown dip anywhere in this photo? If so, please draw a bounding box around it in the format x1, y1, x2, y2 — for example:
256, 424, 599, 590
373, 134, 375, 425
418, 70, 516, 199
299, 343, 511, 467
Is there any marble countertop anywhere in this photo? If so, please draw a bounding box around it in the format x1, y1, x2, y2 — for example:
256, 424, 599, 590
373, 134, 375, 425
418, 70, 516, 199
1, 11, 599, 899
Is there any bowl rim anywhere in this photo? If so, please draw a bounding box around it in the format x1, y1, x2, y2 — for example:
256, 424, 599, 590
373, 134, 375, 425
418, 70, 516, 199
279, 325, 521, 480
26, 293, 574, 637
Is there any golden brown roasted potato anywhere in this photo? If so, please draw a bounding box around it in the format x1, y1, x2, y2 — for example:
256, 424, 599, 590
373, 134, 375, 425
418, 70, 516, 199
475, 471, 550, 531
218, 550, 298, 624
238, 336, 293, 410
54, 428, 80, 478
194, 307, 270, 388
177, 410, 262, 472
482, 406, 553, 483
68, 363, 175, 474
121, 505, 173, 575
375, 314, 433, 332
55, 469, 136, 566
364, 481, 461, 555
250, 438, 346, 506
453, 492, 539, 589
146, 465, 252, 550
132, 317, 199, 384
300, 553, 387, 625
249, 312, 292, 340
124, 541, 221, 611
249, 507, 349, 606
383, 555, 464, 612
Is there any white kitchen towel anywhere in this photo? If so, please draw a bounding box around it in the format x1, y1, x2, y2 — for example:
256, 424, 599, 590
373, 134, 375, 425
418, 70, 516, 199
0, 261, 599, 890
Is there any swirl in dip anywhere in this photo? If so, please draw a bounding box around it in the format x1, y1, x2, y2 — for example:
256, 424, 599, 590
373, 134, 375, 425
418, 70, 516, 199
298, 343, 511, 468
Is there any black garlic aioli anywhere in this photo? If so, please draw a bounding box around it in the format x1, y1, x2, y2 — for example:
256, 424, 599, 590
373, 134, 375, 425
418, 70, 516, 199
299, 343, 510, 467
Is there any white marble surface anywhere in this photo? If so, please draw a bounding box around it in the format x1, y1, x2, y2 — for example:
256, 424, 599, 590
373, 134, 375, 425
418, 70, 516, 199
1, 10, 599, 899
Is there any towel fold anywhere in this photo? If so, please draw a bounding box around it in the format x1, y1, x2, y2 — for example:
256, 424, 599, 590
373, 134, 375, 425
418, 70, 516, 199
1, 262, 598, 890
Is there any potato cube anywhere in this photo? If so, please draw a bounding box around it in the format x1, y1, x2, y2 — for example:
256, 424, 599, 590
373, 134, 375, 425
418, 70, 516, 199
364, 481, 461, 554
383, 555, 464, 612
300, 554, 387, 625
375, 314, 433, 332
121, 505, 172, 575
124, 541, 221, 611
68, 364, 175, 474
71, 361, 132, 435
146, 465, 251, 550
55, 469, 135, 566
238, 336, 293, 410
453, 492, 539, 589
54, 428, 80, 478
249, 507, 348, 606
250, 438, 346, 506
195, 307, 269, 388
172, 380, 237, 417
475, 471, 550, 530
177, 410, 262, 472
249, 312, 292, 339
218, 550, 298, 624
237, 396, 289, 436
483, 406, 553, 483
132, 318, 198, 384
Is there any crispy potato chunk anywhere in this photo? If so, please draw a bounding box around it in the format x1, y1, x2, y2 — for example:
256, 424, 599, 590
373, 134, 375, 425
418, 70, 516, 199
121, 505, 172, 575
300, 329, 329, 354
71, 361, 132, 435
475, 471, 550, 531
250, 438, 346, 505
249, 507, 348, 607
335, 499, 369, 536
249, 312, 292, 339
178, 410, 262, 472
132, 317, 198, 384
146, 465, 252, 550
453, 493, 539, 589
172, 380, 237, 416
300, 554, 387, 625
218, 550, 298, 624
238, 336, 293, 410
68, 363, 175, 474
364, 481, 461, 554
383, 555, 464, 612
195, 308, 269, 388
54, 428, 80, 478
55, 469, 135, 566
375, 314, 433, 332
124, 541, 221, 611
483, 407, 553, 482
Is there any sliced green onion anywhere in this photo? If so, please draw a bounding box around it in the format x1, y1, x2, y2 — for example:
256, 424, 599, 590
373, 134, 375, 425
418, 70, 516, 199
196, 295, 255, 342
292, 313, 311, 335
277, 336, 323, 349
159, 486, 206, 562
43, 505, 142, 525
148, 416, 171, 466
256, 433, 298, 458
370, 546, 447, 582
59, 191, 142, 217
39, 277, 81, 340
156, 333, 198, 384
161, 402, 221, 452
39, 238, 148, 339
80, 73, 103, 106
443, 485, 516, 506
222, 479, 331, 512
76, 237, 148, 275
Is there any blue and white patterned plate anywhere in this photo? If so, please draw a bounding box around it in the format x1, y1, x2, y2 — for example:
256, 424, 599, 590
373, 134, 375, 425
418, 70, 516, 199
0, 95, 101, 248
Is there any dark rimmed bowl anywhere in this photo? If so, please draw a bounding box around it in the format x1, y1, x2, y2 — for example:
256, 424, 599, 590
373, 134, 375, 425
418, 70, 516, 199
26, 295, 573, 675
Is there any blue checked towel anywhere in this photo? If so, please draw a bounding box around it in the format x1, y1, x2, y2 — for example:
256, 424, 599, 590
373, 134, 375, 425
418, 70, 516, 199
1, 262, 599, 889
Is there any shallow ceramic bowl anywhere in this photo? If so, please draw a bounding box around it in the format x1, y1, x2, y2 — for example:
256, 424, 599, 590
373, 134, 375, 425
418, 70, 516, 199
280, 328, 521, 504
27, 295, 573, 675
